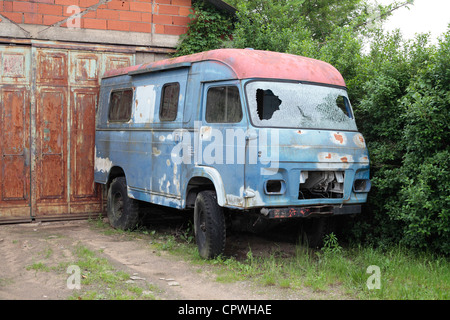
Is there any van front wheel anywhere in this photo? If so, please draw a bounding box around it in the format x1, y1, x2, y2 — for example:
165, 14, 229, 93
194, 191, 226, 259
301, 216, 336, 249
107, 177, 140, 230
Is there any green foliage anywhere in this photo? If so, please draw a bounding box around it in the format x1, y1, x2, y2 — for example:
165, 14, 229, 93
174, 0, 234, 56
321, 233, 343, 256
350, 29, 450, 255
390, 31, 450, 254
231, 0, 312, 52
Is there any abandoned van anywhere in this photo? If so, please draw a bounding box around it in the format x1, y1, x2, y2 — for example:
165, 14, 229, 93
94, 49, 371, 258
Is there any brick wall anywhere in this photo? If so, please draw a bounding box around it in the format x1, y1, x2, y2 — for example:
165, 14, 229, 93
0, 0, 192, 35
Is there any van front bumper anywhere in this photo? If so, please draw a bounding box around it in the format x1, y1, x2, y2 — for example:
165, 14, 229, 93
260, 205, 361, 219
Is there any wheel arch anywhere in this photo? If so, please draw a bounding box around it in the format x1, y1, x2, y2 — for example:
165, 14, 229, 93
106, 166, 126, 190
184, 167, 226, 208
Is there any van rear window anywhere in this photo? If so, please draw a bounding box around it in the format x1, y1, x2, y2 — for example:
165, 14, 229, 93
108, 89, 133, 122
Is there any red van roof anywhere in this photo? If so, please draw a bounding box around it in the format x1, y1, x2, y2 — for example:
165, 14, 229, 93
103, 49, 346, 87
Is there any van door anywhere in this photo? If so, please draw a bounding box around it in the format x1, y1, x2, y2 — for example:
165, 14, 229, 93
151, 69, 189, 206
198, 81, 247, 208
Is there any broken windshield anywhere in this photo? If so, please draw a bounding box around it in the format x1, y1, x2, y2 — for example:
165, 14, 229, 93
245, 81, 357, 131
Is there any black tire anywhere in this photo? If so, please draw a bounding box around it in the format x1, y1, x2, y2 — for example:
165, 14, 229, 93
301, 216, 336, 249
107, 177, 140, 230
194, 190, 226, 259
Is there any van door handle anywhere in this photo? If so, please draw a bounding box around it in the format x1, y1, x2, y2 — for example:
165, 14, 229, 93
246, 130, 257, 141
174, 132, 183, 142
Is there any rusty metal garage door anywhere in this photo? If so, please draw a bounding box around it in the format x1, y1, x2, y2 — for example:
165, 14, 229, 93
0, 45, 31, 222
0, 43, 134, 223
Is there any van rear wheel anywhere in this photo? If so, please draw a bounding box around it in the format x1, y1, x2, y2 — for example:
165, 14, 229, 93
107, 177, 140, 230
194, 190, 226, 259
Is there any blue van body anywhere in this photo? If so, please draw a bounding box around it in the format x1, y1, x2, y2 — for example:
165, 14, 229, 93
94, 49, 371, 257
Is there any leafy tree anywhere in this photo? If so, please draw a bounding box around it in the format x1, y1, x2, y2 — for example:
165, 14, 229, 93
230, 0, 312, 52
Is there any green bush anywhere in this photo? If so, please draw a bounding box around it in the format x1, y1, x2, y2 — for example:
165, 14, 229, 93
351, 30, 450, 254
390, 31, 450, 254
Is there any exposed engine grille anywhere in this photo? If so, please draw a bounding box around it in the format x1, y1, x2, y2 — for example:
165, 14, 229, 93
299, 171, 344, 199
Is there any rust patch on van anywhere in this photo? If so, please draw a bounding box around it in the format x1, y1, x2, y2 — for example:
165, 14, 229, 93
152, 147, 161, 156
334, 133, 344, 144
340, 157, 348, 163
353, 133, 366, 148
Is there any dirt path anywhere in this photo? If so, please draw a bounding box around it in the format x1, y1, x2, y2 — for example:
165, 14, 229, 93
0, 219, 345, 300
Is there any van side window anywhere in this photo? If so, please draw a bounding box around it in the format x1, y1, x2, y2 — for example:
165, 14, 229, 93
108, 89, 133, 122
160, 82, 180, 121
206, 86, 242, 123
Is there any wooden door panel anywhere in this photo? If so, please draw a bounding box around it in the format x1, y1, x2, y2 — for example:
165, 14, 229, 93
36, 88, 67, 203
70, 88, 100, 200
0, 86, 30, 218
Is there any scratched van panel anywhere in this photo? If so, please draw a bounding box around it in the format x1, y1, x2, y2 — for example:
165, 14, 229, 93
242, 128, 370, 208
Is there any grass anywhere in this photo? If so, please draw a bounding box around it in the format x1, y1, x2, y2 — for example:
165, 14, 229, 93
87, 216, 450, 300
143, 227, 450, 299
67, 244, 159, 300
24, 227, 160, 300
0, 278, 14, 287
26, 262, 51, 272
